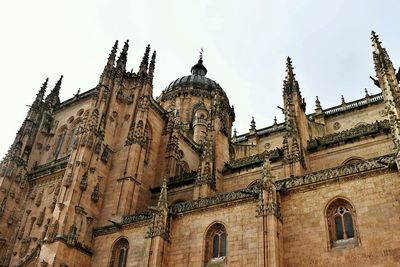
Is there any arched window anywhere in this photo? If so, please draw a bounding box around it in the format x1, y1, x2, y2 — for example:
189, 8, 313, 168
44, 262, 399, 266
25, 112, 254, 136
204, 223, 227, 266
109, 238, 129, 267
326, 198, 358, 249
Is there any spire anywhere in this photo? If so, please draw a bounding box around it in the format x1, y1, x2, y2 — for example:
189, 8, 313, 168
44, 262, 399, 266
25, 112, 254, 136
283, 57, 301, 96
191, 49, 207, 76
148, 50, 156, 79
44, 75, 63, 111
371, 31, 395, 76
139, 44, 151, 74
106, 40, 118, 68
31, 78, 48, 109
116, 40, 129, 70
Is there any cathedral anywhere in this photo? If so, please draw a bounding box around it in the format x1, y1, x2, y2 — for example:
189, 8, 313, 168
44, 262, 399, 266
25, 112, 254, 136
1, 31, 400, 267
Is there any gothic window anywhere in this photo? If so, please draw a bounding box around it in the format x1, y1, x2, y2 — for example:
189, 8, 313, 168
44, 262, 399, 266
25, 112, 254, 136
109, 238, 129, 267
204, 223, 227, 266
326, 198, 358, 249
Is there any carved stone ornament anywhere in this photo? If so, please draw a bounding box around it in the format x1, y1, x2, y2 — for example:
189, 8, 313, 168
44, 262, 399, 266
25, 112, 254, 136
276, 153, 394, 190
80, 171, 89, 191
307, 120, 390, 150
333, 121, 341, 130
91, 183, 100, 202
47, 220, 59, 242
67, 223, 78, 246
35, 189, 44, 207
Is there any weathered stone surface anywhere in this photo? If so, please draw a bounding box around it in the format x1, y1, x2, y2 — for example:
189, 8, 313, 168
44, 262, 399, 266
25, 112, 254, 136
1, 34, 400, 267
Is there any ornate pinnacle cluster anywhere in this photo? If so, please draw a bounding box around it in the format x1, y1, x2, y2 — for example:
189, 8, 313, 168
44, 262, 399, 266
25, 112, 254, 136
31, 78, 48, 110
44, 75, 63, 111
371, 31, 395, 75
148, 50, 157, 79
283, 57, 300, 95
139, 44, 151, 74
116, 40, 129, 70
106, 40, 118, 68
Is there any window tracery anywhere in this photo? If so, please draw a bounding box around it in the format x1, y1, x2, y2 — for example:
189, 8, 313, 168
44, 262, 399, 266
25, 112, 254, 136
326, 198, 358, 249
109, 238, 129, 267
204, 223, 227, 266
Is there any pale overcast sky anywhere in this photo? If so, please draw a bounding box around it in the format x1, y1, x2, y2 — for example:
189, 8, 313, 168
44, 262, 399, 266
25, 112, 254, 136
0, 0, 399, 158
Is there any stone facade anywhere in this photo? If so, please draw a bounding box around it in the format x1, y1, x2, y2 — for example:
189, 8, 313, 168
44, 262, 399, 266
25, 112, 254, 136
1, 32, 400, 267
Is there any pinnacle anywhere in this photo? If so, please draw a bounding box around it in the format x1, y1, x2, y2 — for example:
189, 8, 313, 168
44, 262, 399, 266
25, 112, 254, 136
139, 44, 151, 74
284, 56, 297, 86
44, 75, 63, 110
371, 30, 379, 42
371, 30, 383, 50
148, 50, 157, 77
56, 75, 63, 86
151, 50, 156, 62
109, 40, 118, 58
286, 57, 294, 71
116, 40, 129, 70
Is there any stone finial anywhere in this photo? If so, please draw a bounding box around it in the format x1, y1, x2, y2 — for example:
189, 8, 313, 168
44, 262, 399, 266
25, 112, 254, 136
44, 75, 63, 111
283, 56, 301, 97
250, 117, 256, 131
116, 40, 129, 70
315, 96, 322, 114
37, 78, 48, 102
285, 57, 294, 77
105, 40, 118, 68
233, 128, 237, 138
29, 78, 48, 112
341, 95, 347, 108
148, 50, 156, 79
139, 44, 151, 74
371, 30, 382, 51
273, 116, 277, 126
364, 88, 369, 97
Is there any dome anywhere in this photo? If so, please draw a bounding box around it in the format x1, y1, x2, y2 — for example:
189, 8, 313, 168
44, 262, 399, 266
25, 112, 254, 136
161, 57, 228, 99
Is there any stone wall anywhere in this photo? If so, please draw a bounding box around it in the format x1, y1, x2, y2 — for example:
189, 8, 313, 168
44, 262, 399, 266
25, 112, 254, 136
281, 170, 400, 266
